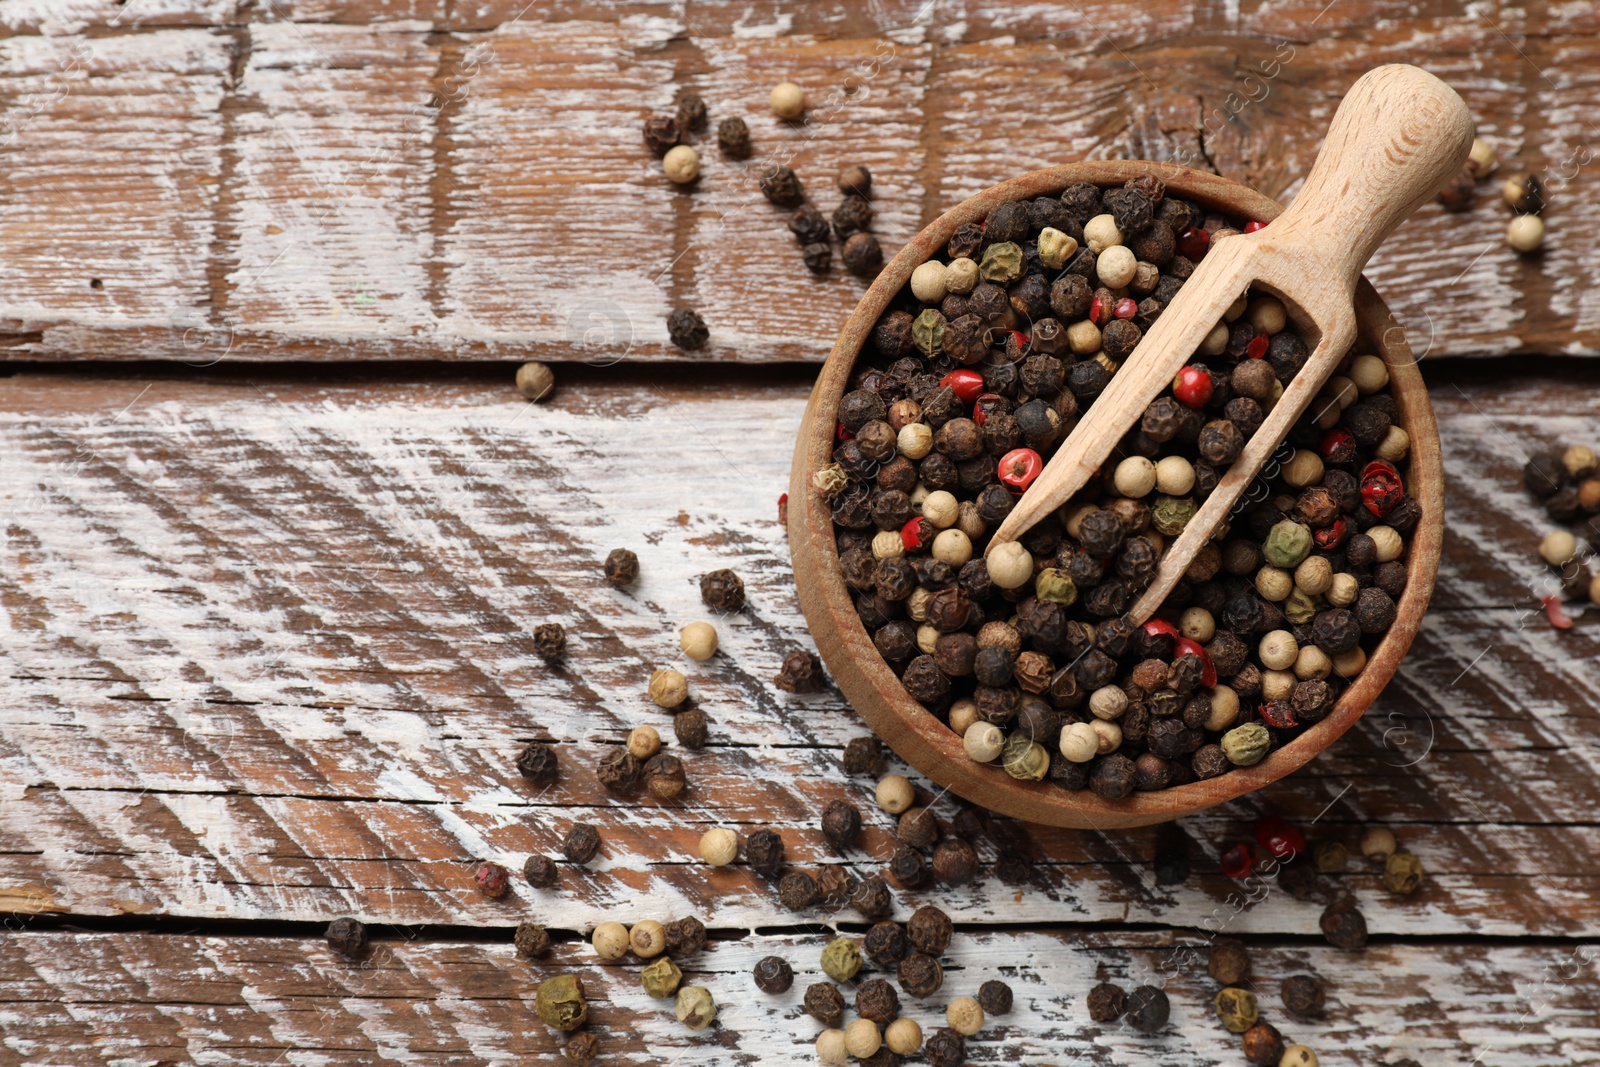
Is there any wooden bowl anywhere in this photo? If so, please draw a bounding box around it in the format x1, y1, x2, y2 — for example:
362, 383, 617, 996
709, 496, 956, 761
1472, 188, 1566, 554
788, 161, 1444, 829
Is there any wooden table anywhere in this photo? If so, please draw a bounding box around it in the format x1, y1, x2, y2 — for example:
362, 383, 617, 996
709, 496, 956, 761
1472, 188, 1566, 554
4, 3, 1600, 1065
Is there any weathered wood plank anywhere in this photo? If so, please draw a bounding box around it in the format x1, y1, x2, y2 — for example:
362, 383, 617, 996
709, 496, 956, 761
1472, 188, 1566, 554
1, 6, 1598, 360
0, 930, 1594, 1066
2, 366, 1598, 933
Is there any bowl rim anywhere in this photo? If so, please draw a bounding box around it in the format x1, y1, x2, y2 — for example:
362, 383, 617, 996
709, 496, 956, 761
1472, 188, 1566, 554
788, 160, 1444, 829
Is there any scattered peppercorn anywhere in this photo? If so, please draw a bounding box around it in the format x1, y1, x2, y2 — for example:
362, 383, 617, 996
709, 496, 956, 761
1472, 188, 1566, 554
474, 860, 511, 898
596, 747, 642, 793
325, 917, 367, 958
839, 164, 872, 198
898, 953, 945, 998
778, 869, 819, 911
1320, 901, 1368, 950
1312, 839, 1349, 873
821, 937, 863, 982
851, 874, 894, 919
753, 954, 794, 994
844, 232, 884, 277
515, 361, 555, 402
1124, 984, 1171, 1033
1281, 973, 1326, 1017
932, 838, 980, 884
700, 568, 746, 611
759, 164, 804, 206
536, 975, 588, 1031
775, 648, 827, 692
1087, 981, 1126, 1022
843, 735, 885, 775
515, 741, 559, 785
642, 114, 680, 156
603, 548, 639, 588
821, 798, 863, 850
641, 957, 683, 998
1383, 850, 1425, 894
906, 904, 953, 956
666, 307, 708, 350
524, 854, 557, 888
1241, 1022, 1286, 1065
978, 979, 1014, 1015
864, 920, 910, 967
805, 981, 847, 1026
1208, 939, 1250, 985
674, 89, 707, 132
664, 915, 707, 957
675, 985, 717, 1030
717, 116, 750, 158
562, 824, 601, 865
923, 1027, 965, 1067
514, 920, 551, 957
1215, 986, 1260, 1032
673, 707, 710, 750
643, 753, 688, 799
856, 977, 900, 1024
744, 828, 785, 879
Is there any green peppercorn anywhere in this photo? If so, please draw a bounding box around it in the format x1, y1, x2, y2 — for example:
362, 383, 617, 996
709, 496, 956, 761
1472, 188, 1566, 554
821, 937, 863, 982
1001, 734, 1050, 780
1034, 568, 1078, 606
1151, 495, 1197, 536
536, 975, 588, 1031
1221, 722, 1271, 766
979, 241, 1023, 284
1283, 587, 1319, 624
1312, 840, 1349, 873
912, 309, 945, 357
1263, 519, 1314, 569
675, 985, 717, 1030
1214, 986, 1259, 1032
641, 957, 683, 998
1383, 851, 1425, 894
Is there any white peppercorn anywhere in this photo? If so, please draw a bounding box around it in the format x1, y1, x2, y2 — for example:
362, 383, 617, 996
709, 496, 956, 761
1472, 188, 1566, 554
1246, 295, 1288, 334
515, 361, 555, 401
1375, 424, 1411, 462
1508, 213, 1544, 252
1281, 450, 1324, 488
876, 774, 916, 815
946, 256, 979, 293
592, 921, 630, 960
1348, 354, 1389, 393
947, 996, 985, 1036
949, 699, 980, 737
1114, 456, 1158, 498
770, 81, 806, 119
649, 668, 689, 709
662, 145, 700, 184
898, 422, 933, 459
1360, 825, 1398, 857
911, 261, 949, 303
884, 1017, 922, 1055
1261, 668, 1297, 702
1259, 630, 1299, 671
844, 1019, 881, 1058
1089, 685, 1129, 721
964, 721, 1005, 763
872, 529, 905, 560
816, 1029, 848, 1066
985, 542, 1034, 590
630, 919, 667, 958
1256, 566, 1293, 602
1467, 136, 1497, 177
1060, 721, 1098, 763
1201, 321, 1229, 355
1096, 244, 1138, 288
1091, 717, 1122, 754
628, 725, 662, 761
1294, 645, 1332, 681
916, 625, 940, 655
1180, 606, 1216, 642
1206, 685, 1240, 731
1280, 1044, 1319, 1067
1155, 455, 1195, 495
932, 528, 973, 566
1083, 213, 1123, 253
1066, 319, 1101, 355
700, 828, 739, 866
922, 490, 959, 528
1540, 529, 1578, 566
1327, 572, 1360, 607
1295, 556, 1333, 596
1333, 646, 1366, 677
680, 621, 718, 661
1368, 525, 1404, 563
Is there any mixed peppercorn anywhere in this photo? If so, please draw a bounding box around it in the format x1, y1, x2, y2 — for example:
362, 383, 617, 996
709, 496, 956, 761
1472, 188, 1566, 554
819, 173, 1420, 797
1522, 443, 1600, 625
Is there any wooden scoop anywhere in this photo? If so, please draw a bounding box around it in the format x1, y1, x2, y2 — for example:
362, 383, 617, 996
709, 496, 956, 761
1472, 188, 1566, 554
987, 64, 1473, 625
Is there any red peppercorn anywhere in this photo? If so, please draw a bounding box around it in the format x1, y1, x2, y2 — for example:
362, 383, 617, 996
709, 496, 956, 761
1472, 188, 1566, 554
1009, 329, 1030, 352
1172, 365, 1213, 409
1143, 618, 1179, 639
1177, 226, 1210, 260
475, 861, 512, 898
1253, 815, 1306, 860
941, 369, 985, 403
972, 392, 1006, 427
1246, 332, 1270, 360
1259, 701, 1299, 729
778, 492, 789, 524
1543, 595, 1575, 630
1243, 220, 1267, 233
1319, 428, 1357, 463
1088, 294, 1110, 326
998, 448, 1044, 493
1220, 842, 1254, 879
1114, 297, 1139, 319
1174, 637, 1216, 687
1312, 516, 1348, 550
901, 517, 931, 552
836, 422, 854, 442
1360, 460, 1405, 517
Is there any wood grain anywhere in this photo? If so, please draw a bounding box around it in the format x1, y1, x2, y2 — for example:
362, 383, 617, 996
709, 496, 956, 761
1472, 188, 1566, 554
2, 365, 1598, 937
1, 4, 1598, 361
1, 929, 1594, 1066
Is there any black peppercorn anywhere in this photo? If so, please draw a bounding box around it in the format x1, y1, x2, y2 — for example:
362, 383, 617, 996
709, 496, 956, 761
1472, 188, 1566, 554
832, 196, 873, 238
524, 853, 558, 888
596, 747, 641, 793
1154, 845, 1190, 885
563, 823, 601, 865
978, 979, 1014, 1015
789, 204, 831, 246
1355, 586, 1398, 633
778, 869, 819, 911
664, 915, 707, 956
514, 920, 551, 957
745, 828, 785, 879
901, 655, 951, 705
906, 904, 953, 956
667, 307, 709, 351
642, 752, 687, 799
842, 736, 884, 776
563, 1032, 599, 1066
899, 954, 945, 999
674, 89, 707, 132
533, 622, 567, 663
753, 955, 794, 994
603, 548, 640, 589
931, 838, 979, 885
515, 741, 559, 785
865, 921, 910, 967
1087, 981, 1125, 1021
759, 164, 803, 206
1320, 902, 1368, 949
700, 568, 746, 612
325, 917, 367, 958
843, 232, 884, 277
888, 845, 930, 887
1090, 753, 1137, 799
802, 241, 832, 274
851, 874, 894, 919
1242, 1022, 1286, 1065
856, 977, 901, 1024
1124, 984, 1170, 1033
1199, 418, 1245, 465
838, 163, 872, 197
674, 707, 710, 750
821, 799, 863, 851
947, 222, 985, 259
716, 116, 751, 158
1281, 973, 1326, 1016
804, 981, 847, 1026
642, 114, 681, 156
775, 649, 827, 692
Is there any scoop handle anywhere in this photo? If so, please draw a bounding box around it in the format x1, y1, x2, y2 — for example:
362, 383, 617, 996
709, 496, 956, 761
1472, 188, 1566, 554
1270, 64, 1474, 290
